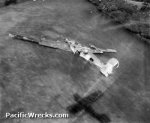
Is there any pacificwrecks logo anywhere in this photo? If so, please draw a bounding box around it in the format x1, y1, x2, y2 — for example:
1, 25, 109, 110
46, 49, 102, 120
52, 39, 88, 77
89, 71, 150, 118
5, 112, 69, 119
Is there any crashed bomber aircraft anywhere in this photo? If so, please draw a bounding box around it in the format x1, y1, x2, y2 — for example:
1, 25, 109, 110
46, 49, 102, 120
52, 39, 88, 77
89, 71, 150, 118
9, 33, 119, 77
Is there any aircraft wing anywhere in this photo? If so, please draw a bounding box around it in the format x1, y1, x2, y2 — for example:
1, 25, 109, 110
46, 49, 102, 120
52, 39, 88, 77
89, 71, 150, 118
9, 33, 72, 52
90, 48, 117, 54
88, 44, 117, 54
9, 33, 39, 43
39, 40, 72, 52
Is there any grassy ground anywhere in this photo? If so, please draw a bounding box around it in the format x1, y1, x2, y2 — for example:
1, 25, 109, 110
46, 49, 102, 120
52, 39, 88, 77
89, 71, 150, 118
87, 0, 150, 42
0, 0, 149, 123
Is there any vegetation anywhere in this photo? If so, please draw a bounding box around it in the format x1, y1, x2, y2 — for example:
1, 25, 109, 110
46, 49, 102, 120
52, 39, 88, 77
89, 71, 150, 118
87, 0, 150, 41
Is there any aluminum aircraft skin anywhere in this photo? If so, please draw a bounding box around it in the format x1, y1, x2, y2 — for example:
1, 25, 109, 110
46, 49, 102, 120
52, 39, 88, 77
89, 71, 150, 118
9, 33, 119, 77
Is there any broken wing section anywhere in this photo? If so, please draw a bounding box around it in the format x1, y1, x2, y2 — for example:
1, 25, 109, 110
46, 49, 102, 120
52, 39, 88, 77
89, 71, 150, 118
9, 33, 72, 52
89, 44, 117, 54
92, 49, 117, 54
39, 39, 72, 52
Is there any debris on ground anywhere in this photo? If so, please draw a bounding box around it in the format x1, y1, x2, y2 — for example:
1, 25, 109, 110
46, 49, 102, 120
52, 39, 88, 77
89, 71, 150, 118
9, 33, 119, 77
